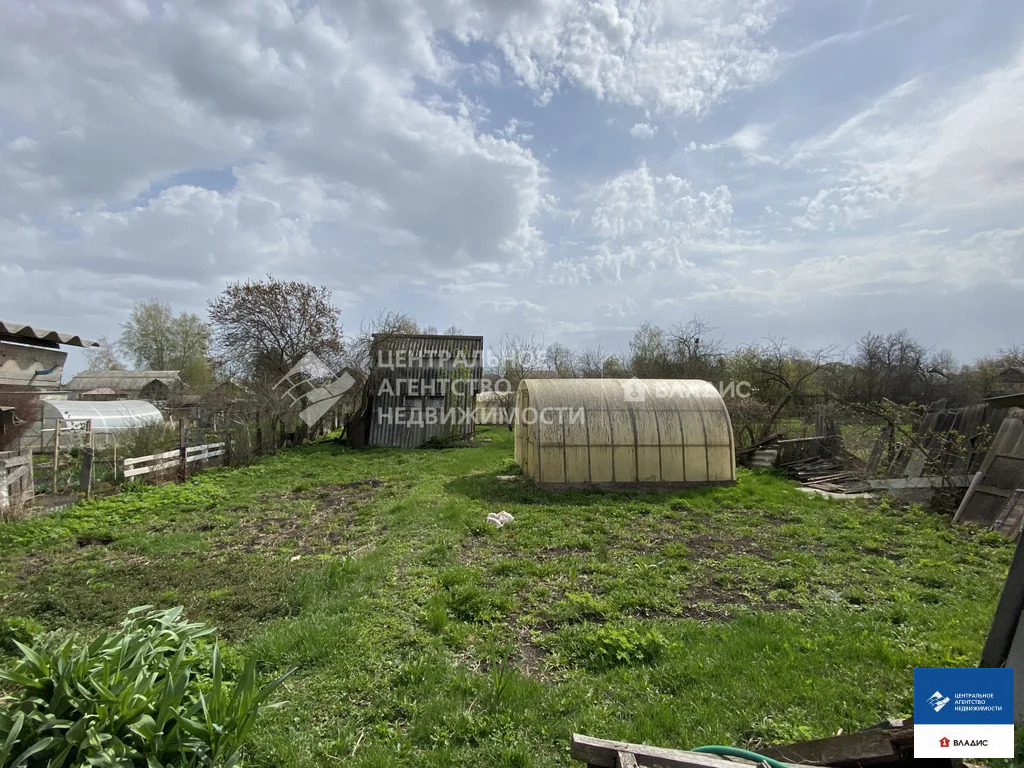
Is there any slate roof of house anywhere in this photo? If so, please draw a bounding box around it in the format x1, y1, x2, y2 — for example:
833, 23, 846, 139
65, 370, 182, 393
0, 321, 98, 348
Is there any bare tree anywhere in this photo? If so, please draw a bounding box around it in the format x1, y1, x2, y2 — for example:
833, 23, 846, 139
852, 329, 927, 403
84, 336, 125, 371
577, 346, 608, 377
344, 309, 419, 376
544, 342, 578, 378
489, 333, 542, 428
208, 276, 343, 381
736, 338, 839, 437
998, 343, 1024, 370
628, 322, 672, 378
667, 315, 726, 378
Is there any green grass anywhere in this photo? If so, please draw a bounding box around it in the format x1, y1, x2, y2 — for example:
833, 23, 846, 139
0, 428, 1015, 766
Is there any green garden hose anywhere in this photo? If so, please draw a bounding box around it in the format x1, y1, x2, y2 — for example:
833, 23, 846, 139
693, 744, 791, 768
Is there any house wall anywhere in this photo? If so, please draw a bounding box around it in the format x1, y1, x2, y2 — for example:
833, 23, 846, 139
0, 342, 66, 390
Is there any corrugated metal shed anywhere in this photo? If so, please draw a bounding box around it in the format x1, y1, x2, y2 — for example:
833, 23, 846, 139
368, 334, 484, 447
514, 378, 735, 487
0, 321, 98, 349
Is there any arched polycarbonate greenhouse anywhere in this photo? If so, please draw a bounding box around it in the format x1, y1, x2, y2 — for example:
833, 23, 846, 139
514, 379, 735, 487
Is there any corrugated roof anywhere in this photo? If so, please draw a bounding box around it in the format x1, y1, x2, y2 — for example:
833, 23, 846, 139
0, 321, 98, 348
984, 392, 1024, 408
66, 370, 182, 392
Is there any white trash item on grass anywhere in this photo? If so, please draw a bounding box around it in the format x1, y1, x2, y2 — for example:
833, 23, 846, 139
486, 511, 515, 528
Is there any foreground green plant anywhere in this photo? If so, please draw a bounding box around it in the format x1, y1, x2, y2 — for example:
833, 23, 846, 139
0, 606, 292, 767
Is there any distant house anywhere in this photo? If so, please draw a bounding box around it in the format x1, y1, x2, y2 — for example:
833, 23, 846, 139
995, 367, 1024, 395
65, 371, 184, 403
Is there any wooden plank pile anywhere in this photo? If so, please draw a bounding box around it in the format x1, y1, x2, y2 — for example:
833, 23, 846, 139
781, 454, 871, 494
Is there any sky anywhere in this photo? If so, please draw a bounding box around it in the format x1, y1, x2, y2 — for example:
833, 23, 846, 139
1, 0, 1023, 373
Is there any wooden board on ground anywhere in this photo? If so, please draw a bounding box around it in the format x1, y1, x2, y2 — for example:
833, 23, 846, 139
992, 489, 1024, 539
762, 720, 912, 767
571, 734, 802, 768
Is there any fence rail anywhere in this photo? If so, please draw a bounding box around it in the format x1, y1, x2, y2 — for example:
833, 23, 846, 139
124, 442, 226, 480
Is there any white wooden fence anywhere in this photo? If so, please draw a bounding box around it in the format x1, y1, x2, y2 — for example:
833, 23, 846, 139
0, 452, 34, 512
123, 442, 226, 480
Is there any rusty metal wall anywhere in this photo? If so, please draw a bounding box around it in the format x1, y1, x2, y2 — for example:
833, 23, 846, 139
368, 334, 484, 447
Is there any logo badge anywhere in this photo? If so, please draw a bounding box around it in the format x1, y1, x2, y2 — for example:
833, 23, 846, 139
275, 352, 357, 427
913, 668, 1013, 759
928, 691, 951, 713
621, 378, 646, 403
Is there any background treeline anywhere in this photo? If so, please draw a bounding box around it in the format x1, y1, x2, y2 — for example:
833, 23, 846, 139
83, 277, 1021, 450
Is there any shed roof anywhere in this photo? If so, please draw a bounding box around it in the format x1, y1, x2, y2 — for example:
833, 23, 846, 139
41, 399, 163, 432
0, 321, 98, 349
66, 370, 182, 392
984, 392, 1024, 408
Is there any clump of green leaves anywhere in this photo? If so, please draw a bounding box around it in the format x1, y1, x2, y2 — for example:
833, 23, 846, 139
0, 606, 292, 767
562, 624, 670, 671
438, 568, 507, 623
0, 617, 42, 656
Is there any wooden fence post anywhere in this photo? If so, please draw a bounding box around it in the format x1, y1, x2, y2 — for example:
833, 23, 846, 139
0, 459, 8, 513
52, 420, 60, 495
79, 420, 94, 499
179, 420, 189, 482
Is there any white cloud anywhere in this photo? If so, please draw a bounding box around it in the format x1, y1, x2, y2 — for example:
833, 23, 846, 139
0, 0, 549, 278
0, 0, 1021, 362
629, 122, 657, 139
443, 0, 782, 115
540, 163, 735, 285
788, 44, 1024, 230
698, 122, 774, 161
589, 163, 732, 242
